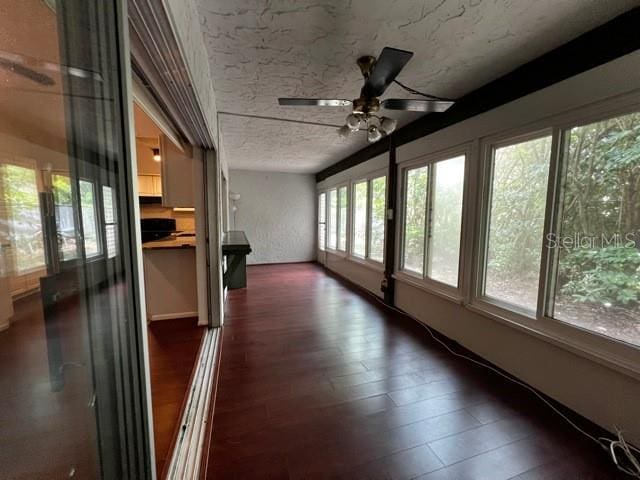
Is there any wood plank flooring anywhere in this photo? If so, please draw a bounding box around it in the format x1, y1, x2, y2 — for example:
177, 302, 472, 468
148, 317, 205, 476
206, 263, 623, 479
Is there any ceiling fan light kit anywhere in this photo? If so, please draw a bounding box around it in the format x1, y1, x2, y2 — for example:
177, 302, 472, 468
278, 46, 455, 143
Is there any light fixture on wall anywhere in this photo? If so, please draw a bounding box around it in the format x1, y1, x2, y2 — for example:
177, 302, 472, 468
229, 192, 240, 229
152, 148, 161, 162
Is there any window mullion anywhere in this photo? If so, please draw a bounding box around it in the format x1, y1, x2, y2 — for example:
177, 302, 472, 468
477, 147, 495, 299
422, 164, 433, 280
364, 179, 370, 259
538, 127, 565, 319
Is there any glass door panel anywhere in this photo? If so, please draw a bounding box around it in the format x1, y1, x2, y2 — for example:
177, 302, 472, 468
0, 1, 149, 479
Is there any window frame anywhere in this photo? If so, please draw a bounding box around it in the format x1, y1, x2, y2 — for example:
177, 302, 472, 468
317, 191, 327, 252
466, 97, 640, 377
0, 158, 47, 275
350, 179, 369, 260
473, 128, 555, 318
367, 174, 388, 264
327, 187, 338, 251
542, 107, 640, 343
396, 145, 470, 300
348, 167, 388, 268
326, 183, 349, 255
78, 177, 103, 259
337, 184, 349, 252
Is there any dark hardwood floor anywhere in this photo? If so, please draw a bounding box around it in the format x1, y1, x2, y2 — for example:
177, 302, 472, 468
148, 317, 205, 476
206, 263, 623, 479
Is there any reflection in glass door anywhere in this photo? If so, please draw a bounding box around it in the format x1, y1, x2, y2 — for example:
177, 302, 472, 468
0, 1, 150, 479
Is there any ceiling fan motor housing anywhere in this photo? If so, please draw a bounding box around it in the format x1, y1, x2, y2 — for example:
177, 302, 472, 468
356, 55, 377, 78
353, 96, 380, 113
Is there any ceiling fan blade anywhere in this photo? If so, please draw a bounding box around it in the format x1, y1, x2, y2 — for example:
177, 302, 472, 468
382, 98, 454, 113
278, 98, 352, 107
362, 47, 413, 98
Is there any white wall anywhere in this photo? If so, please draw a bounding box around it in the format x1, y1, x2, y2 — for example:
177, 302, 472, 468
318, 50, 640, 445
230, 170, 316, 265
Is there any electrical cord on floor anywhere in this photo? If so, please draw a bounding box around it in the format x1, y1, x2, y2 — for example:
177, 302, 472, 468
365, 290, 640, 478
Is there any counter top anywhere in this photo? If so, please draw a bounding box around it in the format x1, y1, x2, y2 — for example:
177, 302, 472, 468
142, 234, 196, 250
222, 231, 251, 255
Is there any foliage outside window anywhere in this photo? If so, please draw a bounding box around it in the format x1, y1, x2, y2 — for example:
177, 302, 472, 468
483, 136, 551, 311
328, 189, 337, 249
429, 156, 465, 286
402, 156, 465, 284
0, 164, 45, 273
550, 111, 640, 347
318, 192, 326, 251
402, 166, 428, 274
338, 186, 347, 251
369, 176, 386, 263
352, 182, 367, 257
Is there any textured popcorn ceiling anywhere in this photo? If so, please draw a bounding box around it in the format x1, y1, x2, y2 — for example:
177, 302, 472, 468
197, 0, 637, 173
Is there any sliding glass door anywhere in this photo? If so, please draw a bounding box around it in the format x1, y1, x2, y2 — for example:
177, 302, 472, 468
0, 1, 150, 478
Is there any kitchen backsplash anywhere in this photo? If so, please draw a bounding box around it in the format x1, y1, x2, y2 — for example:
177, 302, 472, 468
140, 205, 195, 231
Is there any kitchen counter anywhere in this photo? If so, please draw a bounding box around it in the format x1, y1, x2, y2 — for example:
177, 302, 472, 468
142, 234, 196, 250
222, 231, 251, 289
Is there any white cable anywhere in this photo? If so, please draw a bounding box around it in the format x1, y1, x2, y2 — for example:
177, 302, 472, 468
366, 290, 640, 478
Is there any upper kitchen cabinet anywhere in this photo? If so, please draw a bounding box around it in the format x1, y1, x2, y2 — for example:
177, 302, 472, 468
160, 134, 194, 208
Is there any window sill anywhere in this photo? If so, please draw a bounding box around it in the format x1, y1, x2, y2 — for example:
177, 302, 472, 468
466, 300, 640, 381
394, 272, 464, 305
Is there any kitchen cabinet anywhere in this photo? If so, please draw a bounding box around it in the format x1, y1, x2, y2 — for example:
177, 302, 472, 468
137, 174, 162, 196
160, 134, 194, 208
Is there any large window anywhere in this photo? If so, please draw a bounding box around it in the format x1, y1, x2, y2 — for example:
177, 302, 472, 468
429, 156, 465, 286
482, 135, 551, 312
338, 186, 347, 251
369, 176, 386, 263
0, 163, 45, 273
352, 181, 367, 257
402, 165, 428, 274
328, 189, 337, 249
318, 192, 326, 251
549, 111, 640, 347
350, 175, 387, 264
401, 155, 465, 287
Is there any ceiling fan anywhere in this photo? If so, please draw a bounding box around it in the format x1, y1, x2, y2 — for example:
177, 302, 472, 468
278, 47, 454, 143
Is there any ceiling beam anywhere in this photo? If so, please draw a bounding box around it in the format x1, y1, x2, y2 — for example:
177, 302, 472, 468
315, 6, 640, 182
